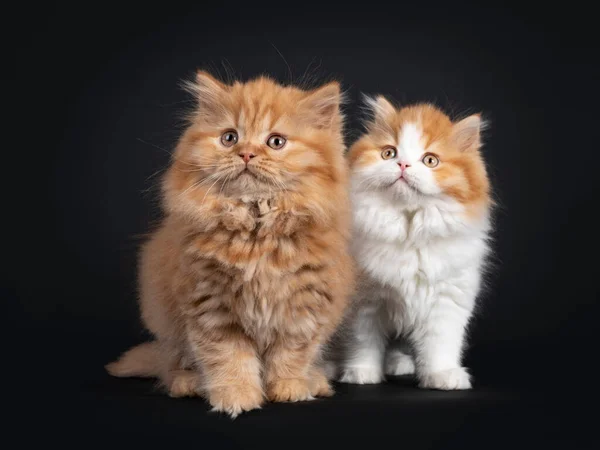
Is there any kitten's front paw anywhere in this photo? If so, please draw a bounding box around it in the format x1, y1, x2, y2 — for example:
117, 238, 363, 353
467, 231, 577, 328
267, 378, 314, 402
385, 351, 415, 376
339, 366, 383, 384
419, 367, 472, 390
208, 384, 263, 418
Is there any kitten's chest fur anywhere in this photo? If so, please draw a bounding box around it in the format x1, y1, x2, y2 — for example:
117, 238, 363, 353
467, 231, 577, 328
184, 236, 303, 347
181, 203, 338, 347
351, 191, 488, 310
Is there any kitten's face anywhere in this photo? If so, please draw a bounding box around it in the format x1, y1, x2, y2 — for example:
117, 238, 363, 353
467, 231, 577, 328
349, 100, 489, 210
167, 73, 344, 202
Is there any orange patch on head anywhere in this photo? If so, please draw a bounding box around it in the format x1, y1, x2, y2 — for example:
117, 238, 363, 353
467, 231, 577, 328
349, 99, 490, 216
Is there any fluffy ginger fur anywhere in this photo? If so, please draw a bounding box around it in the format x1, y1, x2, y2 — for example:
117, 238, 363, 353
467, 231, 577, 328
336, 98, 491, 390
106, 72, 354, 417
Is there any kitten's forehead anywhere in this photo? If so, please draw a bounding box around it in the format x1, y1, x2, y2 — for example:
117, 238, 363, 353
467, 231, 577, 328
236, 109, 280, 134
370, 106, 451, 147
349, 105, 452, 168
228, 79, 299, 134
397, 123, 425, 157
369, 122, 429, 162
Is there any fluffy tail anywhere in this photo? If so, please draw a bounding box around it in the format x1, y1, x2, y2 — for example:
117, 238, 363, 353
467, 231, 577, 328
105, 341, 161, 378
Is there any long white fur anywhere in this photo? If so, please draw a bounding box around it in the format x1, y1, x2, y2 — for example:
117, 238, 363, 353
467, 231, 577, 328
339, 121, 490, 390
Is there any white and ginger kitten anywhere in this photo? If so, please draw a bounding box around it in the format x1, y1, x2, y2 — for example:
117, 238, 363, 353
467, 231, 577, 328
337, 98, 491, 390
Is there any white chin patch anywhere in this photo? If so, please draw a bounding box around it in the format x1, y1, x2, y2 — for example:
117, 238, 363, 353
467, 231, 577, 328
393, 178, 415, 194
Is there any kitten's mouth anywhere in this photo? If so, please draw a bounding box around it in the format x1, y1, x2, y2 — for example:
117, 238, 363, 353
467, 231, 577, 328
392, 176, 415, 189
231, 165, 284, 189
241, 166, 273, 183
391, 176, 407, 185
236, 167, 257, 179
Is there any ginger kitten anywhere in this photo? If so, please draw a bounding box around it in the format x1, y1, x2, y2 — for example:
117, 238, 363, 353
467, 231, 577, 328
106, 72, 354, 416
338, 98, 491, 390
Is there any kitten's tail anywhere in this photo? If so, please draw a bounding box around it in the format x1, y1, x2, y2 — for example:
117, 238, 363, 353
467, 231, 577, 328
105, 341, 161, 378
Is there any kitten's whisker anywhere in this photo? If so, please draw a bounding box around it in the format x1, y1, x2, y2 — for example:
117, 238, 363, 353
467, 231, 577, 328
254, 166, 289, 191
136, 139, 219, 169
270, 42, 293, 83
175, 165, 222, 172
145, 168, 166, 181
178, 178, 206, 197
136, 139, 213, 170
255, 168, 283, 189
355, 175, 384, 189
136, 138, 173, 155
178, 171, 222, 198
172, 158, 217, 168
265, 173, 287, 193
200, 174, 224, 207
218, 169, 235, 197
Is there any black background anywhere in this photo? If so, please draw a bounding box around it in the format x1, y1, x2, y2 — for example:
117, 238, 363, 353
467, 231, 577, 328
8, 2, 599, 448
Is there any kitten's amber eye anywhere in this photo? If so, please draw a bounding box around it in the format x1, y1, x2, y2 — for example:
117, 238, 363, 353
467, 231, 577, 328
422, 153, 440, 168
220, 131, 238, 147
267, 134, 287, 150
381, 147, 397, 160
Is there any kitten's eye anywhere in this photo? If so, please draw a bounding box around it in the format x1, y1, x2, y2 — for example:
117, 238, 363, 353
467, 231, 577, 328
422, 153, 440, 168
267, 134, 287, 150
220, 131, 238, 147
381, 147, 397, 160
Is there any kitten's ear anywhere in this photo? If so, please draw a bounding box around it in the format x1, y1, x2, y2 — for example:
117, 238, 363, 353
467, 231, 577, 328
364, 95, 396, 121
451, 114, 484, 152
299, 82, 342, 129
184, 70, 228, 114
195, 70, 227, 94
363, 95, 396, 132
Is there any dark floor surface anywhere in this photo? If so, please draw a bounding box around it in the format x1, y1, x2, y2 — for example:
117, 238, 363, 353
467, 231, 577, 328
11, 320, 597, 449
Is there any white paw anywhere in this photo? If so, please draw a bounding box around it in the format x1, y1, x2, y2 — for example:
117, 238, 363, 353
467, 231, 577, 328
339, 366, 383, 384
419, 367, 472, 390
385, 351, 415, 376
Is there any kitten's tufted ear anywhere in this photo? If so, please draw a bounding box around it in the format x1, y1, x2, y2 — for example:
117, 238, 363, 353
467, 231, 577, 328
363, 95, 396, 133
364, 95, 395, 121
298, 82, 342, 129
184, 70, 228, 116
451, 114, 484, 152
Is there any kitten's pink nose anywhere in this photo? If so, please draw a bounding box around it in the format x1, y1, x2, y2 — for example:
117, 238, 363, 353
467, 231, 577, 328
398, 162, 411, 171
239, 152, 256, 164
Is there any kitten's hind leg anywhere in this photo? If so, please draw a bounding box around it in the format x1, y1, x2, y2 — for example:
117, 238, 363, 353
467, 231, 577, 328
385, 340, 415, 376
338, 304, 387, 384
321, 359, 338, 381
308, 366, 334, 398
158, 345, 203, 398
165, 370, 203, 398
107, 340, 203, 397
